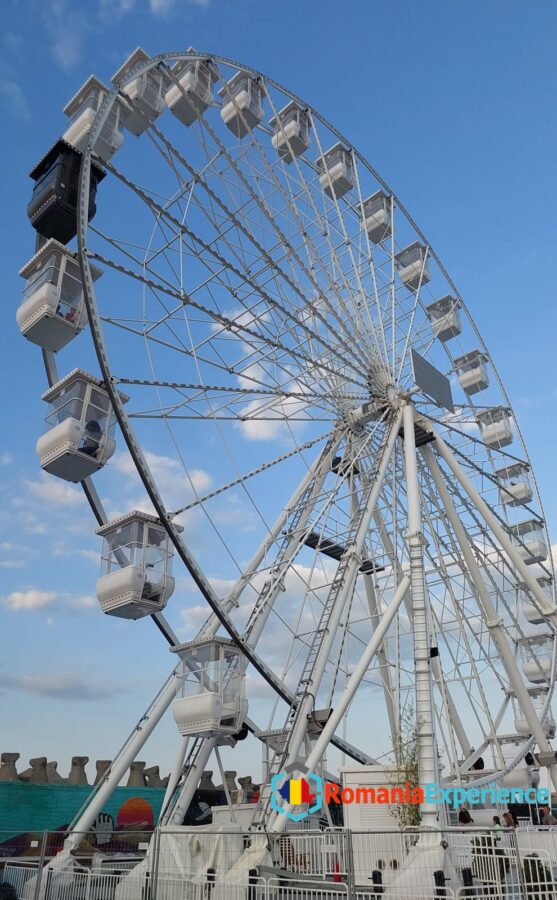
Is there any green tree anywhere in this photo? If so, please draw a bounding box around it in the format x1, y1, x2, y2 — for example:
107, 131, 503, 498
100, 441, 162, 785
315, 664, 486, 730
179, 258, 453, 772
390, 703, 421, 828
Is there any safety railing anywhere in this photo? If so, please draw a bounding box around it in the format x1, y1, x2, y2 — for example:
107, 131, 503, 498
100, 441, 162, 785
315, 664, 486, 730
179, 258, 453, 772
2, 827, 557, 899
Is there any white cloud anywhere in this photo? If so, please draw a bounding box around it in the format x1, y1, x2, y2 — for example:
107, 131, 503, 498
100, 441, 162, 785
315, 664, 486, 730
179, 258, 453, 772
245, 672, 274, 699
237, 394, 308, 441
179, 602, 210, 632
0, 80, 31, 120
72, 594, 97, 609
78, 549, 100, 564
2, 590, 56, 611
149, 0, 210, 14
212, 495, 257, 532
112, 450, 212, 510
24, 476, 83, 507
0, 673, 113, 701
14, 511, 48, 535
1, 588, 99, 614
98, 0, 135, 23
178, 575, 237, 633
41, 1, 87, 70
0, 451, 14, 466
0, 560, 25, 569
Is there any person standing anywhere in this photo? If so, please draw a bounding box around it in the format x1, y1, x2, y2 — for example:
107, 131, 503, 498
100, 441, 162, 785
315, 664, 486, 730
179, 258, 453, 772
503, 811, 516, 829
540, 805, 557, 826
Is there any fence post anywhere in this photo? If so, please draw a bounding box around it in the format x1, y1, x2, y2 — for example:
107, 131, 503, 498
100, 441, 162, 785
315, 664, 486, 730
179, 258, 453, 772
433, 868, 447, 898
460, 866, 473, 897
511, 827, 528, 900
83, 868, 92, 900
32, 830, 48, 900
345, 830, 355, 899
371, 868, 384, 897
149, 827, 161, 900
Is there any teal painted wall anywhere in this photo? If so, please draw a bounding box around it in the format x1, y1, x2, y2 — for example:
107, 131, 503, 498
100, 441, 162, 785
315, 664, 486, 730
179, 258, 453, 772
0, 782, 166, 840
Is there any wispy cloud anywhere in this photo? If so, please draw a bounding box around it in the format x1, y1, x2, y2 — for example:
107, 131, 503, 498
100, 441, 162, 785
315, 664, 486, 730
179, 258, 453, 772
98, 0, 136, 24
149, 0, 211, 15
0, 673, 113, 701
112, 450, 211, 513
24, 476, 84, 508
73, 594, 97, 609
40, 1, 87, 70
0, 79, 30, 120
0, 452, 14, 466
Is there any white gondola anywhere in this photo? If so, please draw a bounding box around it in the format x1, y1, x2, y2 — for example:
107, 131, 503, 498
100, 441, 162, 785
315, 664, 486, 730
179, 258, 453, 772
63, 76, 124, 162
316, 143, 354, 199
270, 101, 310, 162
509, 519, 548, 565
521, 634, 554, 684
361, 191, 392, 244
36, 369, 128, 483
96, 511, 181, 619
171, 637, 248, 738
17, 240, 102, 352
476, 406, 513, 448
394, 241, 430, 291
219, 71, 264, 137
112, 48, 168, 136
165, 55, 217, 126
495, 462, 533, 507
514, 689, 556, 738
453, 349, 489, 395
425, 295, 461, 342
521, 578, 552, 625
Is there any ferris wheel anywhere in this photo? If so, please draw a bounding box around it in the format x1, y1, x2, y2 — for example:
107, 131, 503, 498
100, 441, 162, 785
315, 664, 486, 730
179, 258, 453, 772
18, 47, 557, 838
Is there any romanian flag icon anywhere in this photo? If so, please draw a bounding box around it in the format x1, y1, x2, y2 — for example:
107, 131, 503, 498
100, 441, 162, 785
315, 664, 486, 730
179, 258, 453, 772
279, 777, 315, 805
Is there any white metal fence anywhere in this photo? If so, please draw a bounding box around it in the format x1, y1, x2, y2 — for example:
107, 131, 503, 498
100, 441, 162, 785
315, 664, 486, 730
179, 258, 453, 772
3, 828, 557, 899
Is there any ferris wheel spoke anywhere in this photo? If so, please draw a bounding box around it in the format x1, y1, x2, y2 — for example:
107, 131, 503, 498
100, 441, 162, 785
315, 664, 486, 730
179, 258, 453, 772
307, 113, 387, 365
91, 237, 367, 395
146, 198, 340, 377
140, 111, 373, 371
350, 150, 391, 368
94, 192, 364, 396
114, 377, 343, 419
421, 442, 557, 788
190, 90, 378, 364
394, 246, 430, 384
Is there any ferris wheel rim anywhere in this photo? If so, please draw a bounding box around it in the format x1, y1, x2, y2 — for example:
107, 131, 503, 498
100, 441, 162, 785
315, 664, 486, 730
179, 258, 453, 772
91, 47, 553, 554
32, 45, 552, 790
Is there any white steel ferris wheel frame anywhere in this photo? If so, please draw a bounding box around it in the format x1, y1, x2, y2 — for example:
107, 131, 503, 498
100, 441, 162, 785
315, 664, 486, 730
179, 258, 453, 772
30, 49, 557, 842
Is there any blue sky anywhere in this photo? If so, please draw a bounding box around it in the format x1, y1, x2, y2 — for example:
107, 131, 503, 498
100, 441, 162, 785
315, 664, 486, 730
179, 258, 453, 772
1, 0, 556, 786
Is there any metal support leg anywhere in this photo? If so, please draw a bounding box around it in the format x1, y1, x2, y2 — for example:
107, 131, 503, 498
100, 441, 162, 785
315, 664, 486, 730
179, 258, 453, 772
270, 574, 411, 831
267, 411, 402, 830
66, 669, 179, 847
402, 402, 439, 827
